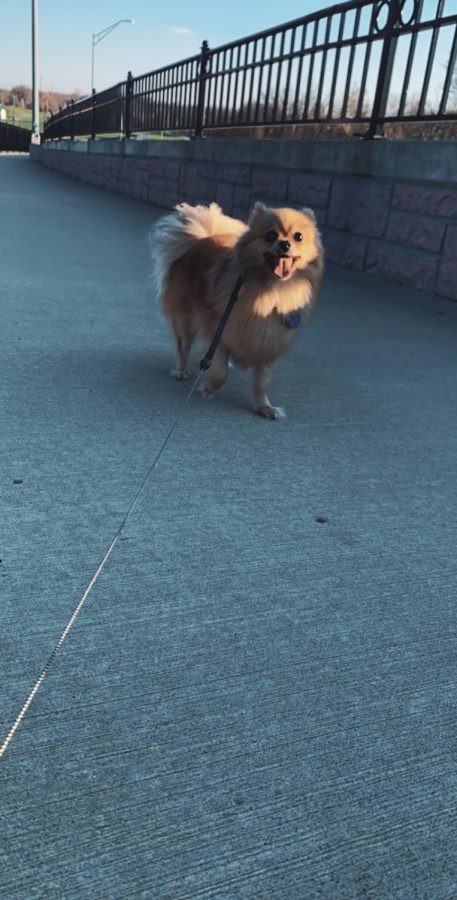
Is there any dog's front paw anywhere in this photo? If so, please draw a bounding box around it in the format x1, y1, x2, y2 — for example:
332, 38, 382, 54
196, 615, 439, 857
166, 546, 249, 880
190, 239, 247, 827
254, 404, 286, 420
199, 384, 215, 400
171, 367, 190, 381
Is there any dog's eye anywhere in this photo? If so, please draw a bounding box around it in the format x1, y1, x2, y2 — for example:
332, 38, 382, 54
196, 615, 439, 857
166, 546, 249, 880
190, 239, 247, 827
264, 230, 279, 244
293, 232, 303, 242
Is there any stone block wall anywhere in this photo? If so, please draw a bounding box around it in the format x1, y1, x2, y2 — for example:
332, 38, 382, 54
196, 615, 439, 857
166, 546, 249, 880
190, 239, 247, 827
32, 140, 457, 300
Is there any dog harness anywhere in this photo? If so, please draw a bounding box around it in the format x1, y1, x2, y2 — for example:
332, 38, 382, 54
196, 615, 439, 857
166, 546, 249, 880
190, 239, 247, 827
280, 311, 302, 329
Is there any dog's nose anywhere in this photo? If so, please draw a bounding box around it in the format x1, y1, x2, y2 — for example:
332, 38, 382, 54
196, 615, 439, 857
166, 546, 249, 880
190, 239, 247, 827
277, 240, 291, 256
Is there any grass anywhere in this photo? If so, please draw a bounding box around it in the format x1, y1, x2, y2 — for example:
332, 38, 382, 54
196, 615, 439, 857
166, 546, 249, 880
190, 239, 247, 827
57, 132, 189, 141
3, 106, 47, 130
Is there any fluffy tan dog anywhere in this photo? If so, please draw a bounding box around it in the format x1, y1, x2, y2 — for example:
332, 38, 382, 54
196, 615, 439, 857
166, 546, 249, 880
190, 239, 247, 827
155, 201, 323, 418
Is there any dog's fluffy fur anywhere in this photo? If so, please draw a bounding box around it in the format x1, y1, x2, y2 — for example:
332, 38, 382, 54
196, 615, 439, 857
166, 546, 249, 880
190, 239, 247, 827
154, 201, 323, 418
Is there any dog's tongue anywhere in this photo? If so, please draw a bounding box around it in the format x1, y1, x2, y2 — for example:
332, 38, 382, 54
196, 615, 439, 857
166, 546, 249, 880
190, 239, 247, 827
274, 257, 294, 279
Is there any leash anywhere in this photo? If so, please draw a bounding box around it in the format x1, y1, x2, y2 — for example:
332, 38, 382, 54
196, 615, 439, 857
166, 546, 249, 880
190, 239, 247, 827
0, 374, 203, 761
0, 276, 244, 761
199, 275, 243, 371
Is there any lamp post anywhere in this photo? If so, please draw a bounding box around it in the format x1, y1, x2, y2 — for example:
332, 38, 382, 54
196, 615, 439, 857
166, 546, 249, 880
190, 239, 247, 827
91, 19, 134, 94
31, 0, 40, 143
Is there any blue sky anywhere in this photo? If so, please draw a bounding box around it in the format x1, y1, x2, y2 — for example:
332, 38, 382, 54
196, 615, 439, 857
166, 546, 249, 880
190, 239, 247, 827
2, 0, 453, 110
1, 0, 330, 95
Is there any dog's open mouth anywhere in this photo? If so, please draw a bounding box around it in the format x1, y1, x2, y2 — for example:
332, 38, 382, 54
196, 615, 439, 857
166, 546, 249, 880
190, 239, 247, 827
264, 253, 298, 281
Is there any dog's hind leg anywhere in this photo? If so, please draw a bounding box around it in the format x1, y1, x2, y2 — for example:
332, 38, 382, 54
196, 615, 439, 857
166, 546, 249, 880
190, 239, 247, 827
171, 316, 195, 380
253, 364, 285, 419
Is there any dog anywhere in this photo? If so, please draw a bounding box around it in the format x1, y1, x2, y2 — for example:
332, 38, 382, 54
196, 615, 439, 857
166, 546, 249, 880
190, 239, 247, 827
154, 201, 323, 418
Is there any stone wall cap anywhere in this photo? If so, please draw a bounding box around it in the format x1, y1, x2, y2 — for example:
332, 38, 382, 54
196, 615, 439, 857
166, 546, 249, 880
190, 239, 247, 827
39, 137, 457, 186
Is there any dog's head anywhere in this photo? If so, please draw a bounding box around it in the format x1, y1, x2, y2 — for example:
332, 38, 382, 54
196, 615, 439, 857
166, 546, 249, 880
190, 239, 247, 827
237, 203, 322, 282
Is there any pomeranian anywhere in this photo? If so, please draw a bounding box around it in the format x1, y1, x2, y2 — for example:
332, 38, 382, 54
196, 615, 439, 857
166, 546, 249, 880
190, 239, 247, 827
154, 201, 323, 418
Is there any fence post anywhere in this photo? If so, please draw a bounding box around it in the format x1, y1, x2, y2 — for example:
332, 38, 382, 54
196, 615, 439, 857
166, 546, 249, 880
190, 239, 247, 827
365, 0, 401, 139
124, 71, 134, 138
195, 40, 210, 138
91, 88, 96, 140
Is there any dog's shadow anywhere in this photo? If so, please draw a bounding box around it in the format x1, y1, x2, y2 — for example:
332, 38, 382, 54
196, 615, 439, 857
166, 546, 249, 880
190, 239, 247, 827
33, 346, 254, 418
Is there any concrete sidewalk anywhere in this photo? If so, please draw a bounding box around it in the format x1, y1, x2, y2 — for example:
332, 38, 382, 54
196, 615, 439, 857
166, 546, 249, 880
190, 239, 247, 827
1, 155, 456, 899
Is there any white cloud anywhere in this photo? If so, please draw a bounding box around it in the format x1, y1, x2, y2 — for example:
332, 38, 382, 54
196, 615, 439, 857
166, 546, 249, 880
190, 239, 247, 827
169, 26, 194, 36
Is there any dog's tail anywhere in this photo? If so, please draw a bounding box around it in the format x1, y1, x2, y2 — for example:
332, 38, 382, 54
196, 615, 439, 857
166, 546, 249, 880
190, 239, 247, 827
152, 202, 247, 297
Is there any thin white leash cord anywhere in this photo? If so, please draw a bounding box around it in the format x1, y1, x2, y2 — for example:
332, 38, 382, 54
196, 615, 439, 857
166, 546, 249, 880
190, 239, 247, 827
0, 371, 204, 761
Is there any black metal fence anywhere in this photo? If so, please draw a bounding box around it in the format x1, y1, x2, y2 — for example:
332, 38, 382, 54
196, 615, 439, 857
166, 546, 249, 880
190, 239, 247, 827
43, 0, 457, 141
0, 122, 32, 152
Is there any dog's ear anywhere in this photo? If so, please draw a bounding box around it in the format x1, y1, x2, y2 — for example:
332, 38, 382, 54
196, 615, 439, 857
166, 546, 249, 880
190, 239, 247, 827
301, 206, 317, 224
248, 201, 270, 226
253, 202, 267, 214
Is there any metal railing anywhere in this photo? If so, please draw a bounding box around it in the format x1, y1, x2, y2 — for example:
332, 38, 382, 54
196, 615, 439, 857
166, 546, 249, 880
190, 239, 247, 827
0, 122, 32, 151
43, 0, 457, 141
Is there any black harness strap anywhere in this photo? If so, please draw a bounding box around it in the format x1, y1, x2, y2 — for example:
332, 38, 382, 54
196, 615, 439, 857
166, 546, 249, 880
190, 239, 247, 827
200, 275, 243, 372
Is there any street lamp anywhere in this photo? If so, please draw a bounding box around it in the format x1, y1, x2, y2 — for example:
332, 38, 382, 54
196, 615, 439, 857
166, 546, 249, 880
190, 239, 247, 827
31, 0, 40, 143
91, 19, 134, 94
